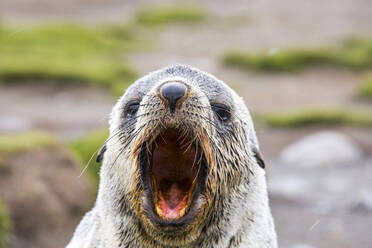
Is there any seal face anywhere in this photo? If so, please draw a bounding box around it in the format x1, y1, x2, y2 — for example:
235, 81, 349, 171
67, 65, 277, 248
128, 78, 221, 234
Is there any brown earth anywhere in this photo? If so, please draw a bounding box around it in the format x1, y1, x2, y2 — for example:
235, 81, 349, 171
0, 146, 92, 248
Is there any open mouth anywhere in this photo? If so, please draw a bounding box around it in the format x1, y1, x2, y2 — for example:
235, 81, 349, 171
139, 128, 209, 226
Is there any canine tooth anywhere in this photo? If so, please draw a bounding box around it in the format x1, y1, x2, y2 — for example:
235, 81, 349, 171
155, 205, 163, 217
179, 207, 186, 217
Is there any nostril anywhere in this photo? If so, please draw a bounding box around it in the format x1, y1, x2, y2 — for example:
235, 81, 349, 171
161, 82, 186, 113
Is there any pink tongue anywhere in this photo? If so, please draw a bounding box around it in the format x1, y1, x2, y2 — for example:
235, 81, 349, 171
158, 183, 187, 219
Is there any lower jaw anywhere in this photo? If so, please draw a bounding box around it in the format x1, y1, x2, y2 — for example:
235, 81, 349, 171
155, 196, 188, 220
141, 188, 203, 228
153, 181, 196, 220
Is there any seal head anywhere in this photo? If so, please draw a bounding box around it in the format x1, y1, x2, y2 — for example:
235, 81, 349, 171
68, 65, 277, 248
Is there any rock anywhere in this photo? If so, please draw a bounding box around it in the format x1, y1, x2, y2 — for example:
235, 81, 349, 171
279, 131, 363, 168
349, 191, 372, 214
291, 244, 315, 248
0, 145, 93, 248
269, 175, 309, 197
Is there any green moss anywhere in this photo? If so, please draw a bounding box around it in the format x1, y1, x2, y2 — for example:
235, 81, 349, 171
0, 131, 57, 157
335, 38, 372, 69
68, 130, 108, 190
222, 37, 372, 72
223, 48, 330, 71
261, 109, 372, 128
0, 200, 11, 248
0, 23, 138, 95
359, 77, 372, 99
136, 5, 205, 25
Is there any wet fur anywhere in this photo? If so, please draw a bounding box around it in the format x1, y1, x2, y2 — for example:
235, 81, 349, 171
67, 65, 277, 248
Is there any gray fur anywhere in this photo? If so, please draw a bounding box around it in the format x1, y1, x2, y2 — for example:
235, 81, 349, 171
67, 65, 277, 248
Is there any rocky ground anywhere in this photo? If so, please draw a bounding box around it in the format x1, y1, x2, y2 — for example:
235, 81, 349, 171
0, 143, 92, 248
0, 0, 372, 247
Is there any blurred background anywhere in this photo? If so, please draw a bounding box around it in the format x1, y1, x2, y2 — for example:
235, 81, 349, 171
0, 0, 372, 247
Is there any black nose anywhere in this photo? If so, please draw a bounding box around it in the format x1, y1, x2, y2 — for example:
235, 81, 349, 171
161, 82, 186, 113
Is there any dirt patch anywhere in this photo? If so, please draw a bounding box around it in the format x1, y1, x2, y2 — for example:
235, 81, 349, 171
0, 83, 114, 140
0, 146, 93, 248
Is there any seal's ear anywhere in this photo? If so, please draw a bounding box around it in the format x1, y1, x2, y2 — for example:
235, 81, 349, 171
252, 147, 265, 169
96, 144, 107, 163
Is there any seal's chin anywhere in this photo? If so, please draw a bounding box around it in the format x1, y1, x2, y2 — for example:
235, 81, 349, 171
139, 128, 209, 227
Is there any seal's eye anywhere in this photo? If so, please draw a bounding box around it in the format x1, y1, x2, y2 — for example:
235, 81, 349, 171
125, 101, 140, 119
211, 104, 231, 123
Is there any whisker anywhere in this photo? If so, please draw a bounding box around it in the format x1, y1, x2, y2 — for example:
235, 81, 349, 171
78, 126, 123, 178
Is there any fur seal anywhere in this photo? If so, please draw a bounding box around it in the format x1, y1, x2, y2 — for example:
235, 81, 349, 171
67, 65, 277, 248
